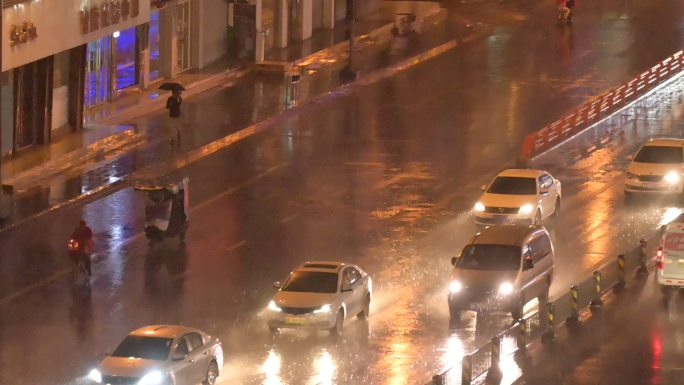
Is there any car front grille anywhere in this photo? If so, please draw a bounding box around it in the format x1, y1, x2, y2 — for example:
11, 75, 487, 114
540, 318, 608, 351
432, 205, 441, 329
484, 206, 519, 214
281, 306, 318, 315
638, 175, 662, 182
102, 375, 140, 385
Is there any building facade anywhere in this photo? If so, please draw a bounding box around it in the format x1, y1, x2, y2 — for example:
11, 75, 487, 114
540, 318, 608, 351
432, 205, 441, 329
1, 0, 229, 157
229, 0, 380, 61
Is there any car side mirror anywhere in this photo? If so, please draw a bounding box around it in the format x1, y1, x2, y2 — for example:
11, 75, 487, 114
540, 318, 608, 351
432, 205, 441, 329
480, 184, 487, 191
104, 351, 110, 356
273, 281, 281, 289
172, 352, 186, 361
451, 257, 457, 266
523, 258, 534, 270
626, 154, 633, 161
341, 284, 353, 292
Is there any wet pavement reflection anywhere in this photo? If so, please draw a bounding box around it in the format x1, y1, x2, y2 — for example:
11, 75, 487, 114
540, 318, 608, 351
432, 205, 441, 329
2, 0, 684, 385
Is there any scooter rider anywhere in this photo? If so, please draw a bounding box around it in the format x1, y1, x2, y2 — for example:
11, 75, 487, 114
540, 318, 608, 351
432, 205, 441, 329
70, 220, 94, 276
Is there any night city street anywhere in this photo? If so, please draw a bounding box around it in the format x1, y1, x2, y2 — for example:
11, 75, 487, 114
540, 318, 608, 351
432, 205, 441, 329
2, 1, 684, 385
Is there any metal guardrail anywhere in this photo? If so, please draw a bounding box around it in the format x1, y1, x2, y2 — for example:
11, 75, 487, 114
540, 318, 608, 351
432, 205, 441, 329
520, 50, 684, 163
425, 230, 661, 385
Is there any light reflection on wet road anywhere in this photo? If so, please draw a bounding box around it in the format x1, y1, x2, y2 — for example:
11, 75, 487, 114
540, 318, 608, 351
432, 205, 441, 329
2, 1, 684, 385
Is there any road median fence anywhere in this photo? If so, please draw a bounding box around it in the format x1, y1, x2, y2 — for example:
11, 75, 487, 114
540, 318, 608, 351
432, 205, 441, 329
520, 50, 684, 164
425, 229, 662, 385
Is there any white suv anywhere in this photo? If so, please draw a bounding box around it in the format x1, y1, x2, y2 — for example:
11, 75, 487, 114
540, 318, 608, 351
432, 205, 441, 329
625, 138, 684, 197
656, 220, 684, 294
473, 169, 561, 226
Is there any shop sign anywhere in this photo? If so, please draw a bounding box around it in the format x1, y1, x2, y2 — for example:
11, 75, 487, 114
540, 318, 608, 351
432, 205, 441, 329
80, 0, 140, 35
9, 22, 38, 47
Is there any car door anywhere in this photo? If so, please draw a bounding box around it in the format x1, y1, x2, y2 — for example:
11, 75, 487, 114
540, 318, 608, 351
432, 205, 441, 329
340, 268, 357, 317
348, 267, 365, 313
185, 332, 211, 383
170, 337, 195, 385
538, 175, 554, 217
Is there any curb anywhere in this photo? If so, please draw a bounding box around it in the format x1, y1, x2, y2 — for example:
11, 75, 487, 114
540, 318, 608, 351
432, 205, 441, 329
0, 15, 473, 235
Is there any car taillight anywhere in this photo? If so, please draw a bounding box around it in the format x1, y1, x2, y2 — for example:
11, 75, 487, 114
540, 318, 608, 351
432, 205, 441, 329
656, 247, 664, 270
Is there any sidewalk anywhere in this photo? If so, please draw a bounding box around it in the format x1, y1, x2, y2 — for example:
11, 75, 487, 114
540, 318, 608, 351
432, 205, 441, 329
0, 1, 449, 229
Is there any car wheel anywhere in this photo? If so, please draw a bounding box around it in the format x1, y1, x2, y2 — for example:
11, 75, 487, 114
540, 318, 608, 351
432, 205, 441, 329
553, 198, 561, 218
357, 294, 371, 320
533, 210, 542, 225
330, 309, 344, 335
202, 361, 219, 385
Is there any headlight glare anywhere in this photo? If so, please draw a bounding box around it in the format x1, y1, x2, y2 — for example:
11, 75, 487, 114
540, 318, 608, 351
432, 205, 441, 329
498, 282, 514, 296
268, 300, 282, 312
664, 171, 680, 185
138, 371, 163, 385
473, 202, 485, 212
518, 204, 534, 215
87, 369, 102, 383
314, 304, 332, 313
449, 280, 463, 293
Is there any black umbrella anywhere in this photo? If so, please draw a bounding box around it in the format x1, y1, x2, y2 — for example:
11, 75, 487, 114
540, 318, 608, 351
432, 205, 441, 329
158, 82, 186, 92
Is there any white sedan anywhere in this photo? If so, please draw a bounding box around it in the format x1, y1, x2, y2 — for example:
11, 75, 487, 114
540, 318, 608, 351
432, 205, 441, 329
87, 325, 223, 385
473, 169, 561, 226
266, 261, 372, 335
624, 138, 684, 197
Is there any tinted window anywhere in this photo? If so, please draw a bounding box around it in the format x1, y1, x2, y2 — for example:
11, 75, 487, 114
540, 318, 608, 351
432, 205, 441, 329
282, 271, 338, 293
457, 245, 521, 270
634, 146, 683, 164
186, 333, 203, 350
175, 339, 189, 356
347, 268, 362, 284
111, 336, 173, 360
487, 177, 537, 195
529, 235, 552, 262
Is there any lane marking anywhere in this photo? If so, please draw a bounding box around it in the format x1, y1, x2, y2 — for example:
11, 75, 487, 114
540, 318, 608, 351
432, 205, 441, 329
226, 240, 248, 253
0, 163, 288, 306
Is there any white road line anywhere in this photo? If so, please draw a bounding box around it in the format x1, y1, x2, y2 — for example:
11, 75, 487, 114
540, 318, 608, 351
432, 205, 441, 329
0, 163, 288, 306
226, 240, 248, 253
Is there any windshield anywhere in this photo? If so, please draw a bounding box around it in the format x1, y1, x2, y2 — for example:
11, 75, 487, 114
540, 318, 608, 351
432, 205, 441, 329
486, 177, 537, 195
111, 336, 173, 360
634, 146, 683, 164
457, 245, 521, 271
282, 271, 338, 293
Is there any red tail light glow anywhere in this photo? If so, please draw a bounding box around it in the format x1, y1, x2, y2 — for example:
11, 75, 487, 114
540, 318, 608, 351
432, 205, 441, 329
656, 247, 664, 270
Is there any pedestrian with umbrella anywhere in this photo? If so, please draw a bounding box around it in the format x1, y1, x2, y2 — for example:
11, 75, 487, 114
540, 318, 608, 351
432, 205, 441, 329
159, 82, 185, 145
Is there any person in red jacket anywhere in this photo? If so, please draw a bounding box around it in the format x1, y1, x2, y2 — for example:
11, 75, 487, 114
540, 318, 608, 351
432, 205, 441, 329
70, 220, 94, 276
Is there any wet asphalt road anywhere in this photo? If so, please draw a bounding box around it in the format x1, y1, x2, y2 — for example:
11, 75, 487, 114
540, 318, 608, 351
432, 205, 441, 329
2, 0, 684, 384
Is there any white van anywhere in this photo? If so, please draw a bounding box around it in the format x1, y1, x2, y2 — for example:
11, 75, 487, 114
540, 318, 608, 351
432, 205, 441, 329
656, 222, 684, 292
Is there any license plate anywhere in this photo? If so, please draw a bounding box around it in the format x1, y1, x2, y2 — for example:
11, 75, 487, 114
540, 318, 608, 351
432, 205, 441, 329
493, 215, 508, 223
285, 316, 305, 325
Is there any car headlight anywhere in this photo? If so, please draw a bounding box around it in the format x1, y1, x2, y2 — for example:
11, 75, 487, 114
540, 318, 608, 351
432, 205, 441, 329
138, 371, 164, 385
268, 300, 282, 312
664, 171, 680, 185
449, 280, 463, 293
87, 369, 102, 383
473, 202, 485, 212
498, 282, 514, 296
314, 304, 331, 313
626, 172, 638, 180
518, 204, 534, 215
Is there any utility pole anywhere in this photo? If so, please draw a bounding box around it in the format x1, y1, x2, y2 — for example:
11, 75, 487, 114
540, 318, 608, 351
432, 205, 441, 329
341, 0, 357, 81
